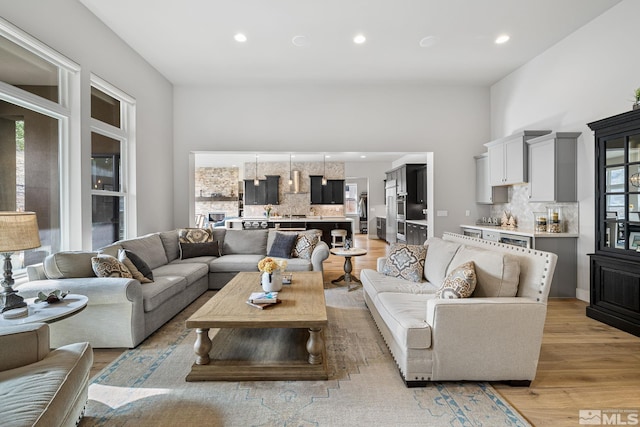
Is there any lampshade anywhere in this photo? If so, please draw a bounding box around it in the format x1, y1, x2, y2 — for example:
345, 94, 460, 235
0, 212, 41, 253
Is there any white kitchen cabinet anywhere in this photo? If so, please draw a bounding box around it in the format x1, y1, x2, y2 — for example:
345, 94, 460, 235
527, 132, 580, 202
485, 130, 551, 186
474, 153, 507, 204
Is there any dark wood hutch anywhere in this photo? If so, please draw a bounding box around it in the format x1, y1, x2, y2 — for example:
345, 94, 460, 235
588, 109, 640, 337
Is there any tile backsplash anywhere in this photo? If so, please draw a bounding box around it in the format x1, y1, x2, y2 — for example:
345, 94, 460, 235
489, 184, 579, 233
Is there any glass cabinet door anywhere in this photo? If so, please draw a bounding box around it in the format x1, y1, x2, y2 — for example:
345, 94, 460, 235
601, 134, 640, 251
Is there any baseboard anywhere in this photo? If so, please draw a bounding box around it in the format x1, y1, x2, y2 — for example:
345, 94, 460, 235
575, 288, 590, 303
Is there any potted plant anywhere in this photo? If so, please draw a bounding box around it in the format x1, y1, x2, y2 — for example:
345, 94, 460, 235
634, 88, 640, 110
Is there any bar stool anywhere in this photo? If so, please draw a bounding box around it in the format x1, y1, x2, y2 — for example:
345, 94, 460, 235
331, 229, 347, 248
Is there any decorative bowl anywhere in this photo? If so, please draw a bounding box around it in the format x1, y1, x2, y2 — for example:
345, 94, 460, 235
35, 290, 69, 304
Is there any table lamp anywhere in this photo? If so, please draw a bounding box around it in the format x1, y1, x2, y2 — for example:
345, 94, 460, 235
0, 212, 41, 313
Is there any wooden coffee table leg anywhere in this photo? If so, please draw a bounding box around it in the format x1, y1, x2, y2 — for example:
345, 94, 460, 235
307, 327, 324, 365
194, 328, 212, 365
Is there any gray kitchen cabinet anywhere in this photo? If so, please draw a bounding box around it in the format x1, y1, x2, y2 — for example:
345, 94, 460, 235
485, 130, 551, 186
527, 132, 581, 202
474, 153, 507, 204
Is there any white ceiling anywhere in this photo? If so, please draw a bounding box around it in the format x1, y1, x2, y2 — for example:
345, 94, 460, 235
79, 0, 620, 86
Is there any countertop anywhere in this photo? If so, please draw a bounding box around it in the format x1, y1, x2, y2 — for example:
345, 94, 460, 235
231, 217, 354, 223
406, 219, 428, 226
460, 224, 578, 238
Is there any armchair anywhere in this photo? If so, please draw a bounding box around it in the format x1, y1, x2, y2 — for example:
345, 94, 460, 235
0, 323, 93, 427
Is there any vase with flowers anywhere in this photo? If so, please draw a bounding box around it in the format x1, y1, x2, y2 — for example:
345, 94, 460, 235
264, 204, 273, 219
258, 257, 287, 292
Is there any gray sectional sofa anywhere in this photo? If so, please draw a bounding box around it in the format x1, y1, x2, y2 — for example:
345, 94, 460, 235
17, 228, 329, 348
361, 232, 558, 386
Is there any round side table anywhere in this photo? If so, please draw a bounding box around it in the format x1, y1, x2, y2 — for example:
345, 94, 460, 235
330, 247, 367, 291
0, 294, 88, 326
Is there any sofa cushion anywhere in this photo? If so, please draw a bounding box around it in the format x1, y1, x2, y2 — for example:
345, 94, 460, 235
98, 243, 123, 259
276, 257, 313, 272
222, 229, 268, 255
375, 292, 434, 349
382, 243, 427, 283
91, 255, 133, 279
152, 263, 209, 287
446, 246, 520, 297
118, 249, 153, 283
159, 230, 180, 263
178, 227, 212, 243
209, 254, 263, 272
43, 251, 98, 279
361, 269, 437, 298
119, 233, 169, 270
180, 241, 220, 259
140, 276, 187, 312
423, 237, 461, 286
267, 232, 297, 258
435, 261, 476, 299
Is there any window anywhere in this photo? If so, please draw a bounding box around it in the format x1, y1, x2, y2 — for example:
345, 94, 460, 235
90, 76, 135, 250
0, 18, 78, 275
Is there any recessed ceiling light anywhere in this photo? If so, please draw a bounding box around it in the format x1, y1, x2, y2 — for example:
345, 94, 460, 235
325, 155, 331, 158
419, 36, 439, 48
234, 33, 247, 43
292, 35, 309, 47
495, 34, 510, 44
353, 34, 366, 44
360, 155, 367, 159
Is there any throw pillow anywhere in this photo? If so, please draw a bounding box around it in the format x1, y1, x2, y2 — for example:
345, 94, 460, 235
178, 228, 213, 243
382, 243, 427, 283
267, 232, 297, 259
124, 250, 154, 282
292, 230, 322, 260
435, 261, 477, 299
180, 241, 220, 259
118, 249, 153, 283
91, 255, 133, 279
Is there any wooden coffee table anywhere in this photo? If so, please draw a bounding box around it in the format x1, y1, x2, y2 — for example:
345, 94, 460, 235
185, 271, 328, 381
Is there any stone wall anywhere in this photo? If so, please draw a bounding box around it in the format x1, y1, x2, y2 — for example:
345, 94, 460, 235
195, 167, 240, 218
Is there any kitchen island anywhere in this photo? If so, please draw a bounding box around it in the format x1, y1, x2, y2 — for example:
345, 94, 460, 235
460, 224, 577, 298
226, 217, 355, 247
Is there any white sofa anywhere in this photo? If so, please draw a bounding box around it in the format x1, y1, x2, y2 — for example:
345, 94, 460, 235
361, 232, 557, 387
17, 228, 329, 349
0, 323, 93, 427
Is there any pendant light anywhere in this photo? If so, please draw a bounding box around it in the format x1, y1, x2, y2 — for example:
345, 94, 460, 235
321, 154, 327, 186
254, 155, 260, 186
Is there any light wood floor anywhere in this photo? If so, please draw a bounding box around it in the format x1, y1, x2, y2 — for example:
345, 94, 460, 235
90, 234, 640, 426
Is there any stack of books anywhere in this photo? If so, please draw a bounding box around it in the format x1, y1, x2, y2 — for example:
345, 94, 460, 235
246, 292, 281, 309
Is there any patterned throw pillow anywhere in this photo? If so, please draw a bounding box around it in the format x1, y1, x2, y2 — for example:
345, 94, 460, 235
178, 228, 213, 244
435, 261, 477, 299
292, 230, 322, 260
382, 243, 427, 283
91, 255, 133, 278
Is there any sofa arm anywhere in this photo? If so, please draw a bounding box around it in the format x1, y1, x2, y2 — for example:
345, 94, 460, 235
426, 297, 547, 380
16, 277, 143, 305
311, 241, 330, 272
376, 257, 387, 272
0, 323, 50, 371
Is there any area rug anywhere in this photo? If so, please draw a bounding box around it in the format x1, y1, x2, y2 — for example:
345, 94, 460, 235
81, 284, 531, 427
